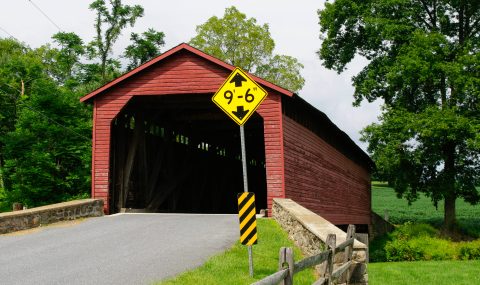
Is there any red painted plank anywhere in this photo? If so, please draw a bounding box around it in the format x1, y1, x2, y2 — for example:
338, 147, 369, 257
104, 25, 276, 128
282, 114, 371, 226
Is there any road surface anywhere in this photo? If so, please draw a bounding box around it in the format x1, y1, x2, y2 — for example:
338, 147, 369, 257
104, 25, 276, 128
0, 213, 238, 285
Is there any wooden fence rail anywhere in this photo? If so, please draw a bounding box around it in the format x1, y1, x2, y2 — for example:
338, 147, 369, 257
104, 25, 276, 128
252, 224, 356, 285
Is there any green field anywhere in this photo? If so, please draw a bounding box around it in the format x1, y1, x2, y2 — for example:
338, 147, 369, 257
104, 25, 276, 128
372, 184, 480, 237
158, 218, 315, 285
369, 260, 480, 285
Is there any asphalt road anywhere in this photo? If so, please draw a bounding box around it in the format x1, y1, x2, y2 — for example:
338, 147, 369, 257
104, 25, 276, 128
0, 213, 238, 285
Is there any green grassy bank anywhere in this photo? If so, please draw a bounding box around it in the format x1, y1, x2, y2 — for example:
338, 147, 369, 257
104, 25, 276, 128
158, 218, 315, 285
369, 260, 480, 285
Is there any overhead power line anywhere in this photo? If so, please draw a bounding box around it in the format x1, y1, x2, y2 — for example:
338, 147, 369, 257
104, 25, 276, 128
0, 82, 90, 141
27, 0, 62, 31
0, 26, 19, 41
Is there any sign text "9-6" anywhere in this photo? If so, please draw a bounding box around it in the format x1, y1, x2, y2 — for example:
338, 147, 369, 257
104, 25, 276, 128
212, 68, 268, 125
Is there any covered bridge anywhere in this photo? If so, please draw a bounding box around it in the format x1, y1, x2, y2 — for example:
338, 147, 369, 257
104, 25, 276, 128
81, 43, 374, 229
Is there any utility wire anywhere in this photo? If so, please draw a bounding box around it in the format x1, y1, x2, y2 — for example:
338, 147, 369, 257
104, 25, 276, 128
27, 0, 62, 31
0, 26, 19, 41
0, 83, 90, 141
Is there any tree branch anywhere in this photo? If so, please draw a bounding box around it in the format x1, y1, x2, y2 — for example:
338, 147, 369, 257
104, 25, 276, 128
459, 0, 465, 44
418, 15, 434, 30
418, 0, 437, 29
467, 16, 480, 38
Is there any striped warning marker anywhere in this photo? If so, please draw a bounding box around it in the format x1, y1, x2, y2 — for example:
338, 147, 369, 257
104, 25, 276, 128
237, 192, 258, 245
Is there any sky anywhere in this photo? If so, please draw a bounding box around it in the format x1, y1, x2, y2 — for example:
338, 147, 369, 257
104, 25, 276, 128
0, 0, 383, 152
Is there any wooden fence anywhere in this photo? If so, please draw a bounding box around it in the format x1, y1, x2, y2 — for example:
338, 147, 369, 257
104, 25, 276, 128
252, 224, 356, 285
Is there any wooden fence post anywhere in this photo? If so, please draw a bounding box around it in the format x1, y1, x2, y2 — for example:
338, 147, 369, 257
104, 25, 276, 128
344, 224, 355, 284
12, 203, 23, 211
325, 234, 336, 285
355, 233, 369, 263
278, 247, 294, 285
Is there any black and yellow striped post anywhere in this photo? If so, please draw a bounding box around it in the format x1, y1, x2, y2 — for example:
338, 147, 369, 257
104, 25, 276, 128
238, 124, 255, 277
237, 192, 258, 245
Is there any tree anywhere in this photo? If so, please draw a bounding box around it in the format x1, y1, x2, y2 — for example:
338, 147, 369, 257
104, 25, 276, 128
2, 81, 92, 207
190, 6, 305, 92
124, 28, 165, 70
0, 38, 46, 191
0, 38, 28, 194
318, 0, 480, 232
0, 39, 29, 138
88, 0, 144, 82
36, 32, 86, 89
256, 55, 305, 93
0, 38, 92, 208
51, 32, 85, 84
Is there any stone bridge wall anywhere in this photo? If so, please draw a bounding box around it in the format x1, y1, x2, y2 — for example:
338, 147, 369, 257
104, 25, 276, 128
272, 198, 368, 285
0, 199, 104, 234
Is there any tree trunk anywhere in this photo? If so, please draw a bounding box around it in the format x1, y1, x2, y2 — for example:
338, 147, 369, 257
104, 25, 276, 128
444, 193, 456, 231
443, 141, 457, 232
101, 52, 108, 82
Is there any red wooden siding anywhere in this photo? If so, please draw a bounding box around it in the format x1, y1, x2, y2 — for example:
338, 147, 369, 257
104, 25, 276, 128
256, 91, 286, 211
90, 50, 285, 213
81, 43, 292, 102
282, 115, 371, 225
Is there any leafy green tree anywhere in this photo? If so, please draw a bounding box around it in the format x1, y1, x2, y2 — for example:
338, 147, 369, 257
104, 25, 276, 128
0, 39, 46, 189
191, 6, 274, 71
190, 6, 305, 92
51, 32, 85, 85
0, 39, 28, 137
88, 0, 144, 82
34, 32, 86, 90
124, 28, 165, 70
256, 55, 305, 93
0, 37, 92, 209
318, 0, 480, 231
2, 81, 91, 207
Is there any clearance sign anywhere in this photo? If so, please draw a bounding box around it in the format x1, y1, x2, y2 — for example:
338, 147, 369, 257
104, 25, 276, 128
212, 68, 267, 125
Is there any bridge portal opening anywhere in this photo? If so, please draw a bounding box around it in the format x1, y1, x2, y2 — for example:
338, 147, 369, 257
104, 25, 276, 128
108, 94, 267, 214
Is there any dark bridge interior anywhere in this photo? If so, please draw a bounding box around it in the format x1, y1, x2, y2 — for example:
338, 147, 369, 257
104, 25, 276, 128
108, 94, 267, 214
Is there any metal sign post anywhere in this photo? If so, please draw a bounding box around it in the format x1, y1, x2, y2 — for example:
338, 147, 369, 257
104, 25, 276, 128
212, 67, 267, 278
240, 125, 254, 277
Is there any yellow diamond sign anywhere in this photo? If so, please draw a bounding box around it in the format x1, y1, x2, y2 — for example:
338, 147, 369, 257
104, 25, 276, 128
212, 68, 268, 125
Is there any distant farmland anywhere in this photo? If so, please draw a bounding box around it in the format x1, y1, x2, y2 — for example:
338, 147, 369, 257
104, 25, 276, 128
371, 184, 480, 237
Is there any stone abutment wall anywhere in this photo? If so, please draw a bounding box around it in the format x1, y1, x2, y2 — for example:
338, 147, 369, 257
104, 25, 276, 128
0, 199, 104, 234
273, 198, 368, 285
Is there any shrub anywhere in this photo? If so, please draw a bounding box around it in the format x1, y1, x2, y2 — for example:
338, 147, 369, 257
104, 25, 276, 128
411, 237, 457, 260
369, 233, 390, 262
0, 187, 9, 212
458, 219, 480, 239
382, 223, 470, 262
385, 236, 457, 261
385, 238, 424, 261
390, 222, 438, 239
459, 240, 480, 260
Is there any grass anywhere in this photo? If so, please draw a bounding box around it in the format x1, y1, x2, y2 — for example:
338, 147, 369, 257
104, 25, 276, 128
157, 218, 315, 285
371, 183, 480, 237
369, 260, 480, 285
